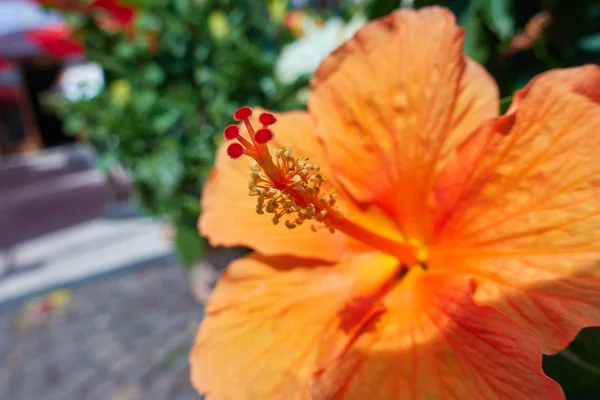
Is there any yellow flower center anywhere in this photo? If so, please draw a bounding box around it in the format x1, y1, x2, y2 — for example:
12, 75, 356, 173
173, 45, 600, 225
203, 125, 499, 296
248, 148, 340, 231
224, 106, 423, 267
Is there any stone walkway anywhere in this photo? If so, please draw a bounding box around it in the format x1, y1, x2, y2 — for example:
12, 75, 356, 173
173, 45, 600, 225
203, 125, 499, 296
0, 214, 173, 304
0, 261, 204, 400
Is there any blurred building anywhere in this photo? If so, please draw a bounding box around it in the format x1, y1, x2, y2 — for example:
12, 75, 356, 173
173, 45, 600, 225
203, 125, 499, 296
0, 0, 92, 155
0, 1, 124, 274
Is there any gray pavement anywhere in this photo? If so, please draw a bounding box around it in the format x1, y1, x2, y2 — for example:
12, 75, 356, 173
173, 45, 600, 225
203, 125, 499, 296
0, 215, 174, 305
0, 260, 204, 400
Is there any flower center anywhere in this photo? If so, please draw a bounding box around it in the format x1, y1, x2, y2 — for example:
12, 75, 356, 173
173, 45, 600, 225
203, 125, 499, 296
224, 106, 423, 267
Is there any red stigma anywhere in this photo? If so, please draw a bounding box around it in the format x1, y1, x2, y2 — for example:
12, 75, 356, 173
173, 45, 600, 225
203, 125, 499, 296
227, 143, 244, 159
224, 125, 239, 140
233, 106, 253, 121
255, 128, 274, 144
259, 113, 277, 127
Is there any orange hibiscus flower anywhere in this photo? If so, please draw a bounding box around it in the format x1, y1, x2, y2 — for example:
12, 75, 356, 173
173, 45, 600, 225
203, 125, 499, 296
190, 7, 600, 400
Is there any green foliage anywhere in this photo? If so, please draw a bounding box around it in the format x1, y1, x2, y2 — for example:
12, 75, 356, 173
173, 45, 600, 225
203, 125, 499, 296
174, 225, 205, 267
47, 0, 303, 267
544, 328, 600, 399
364, 0, 600, 96
364, 0, 400, 19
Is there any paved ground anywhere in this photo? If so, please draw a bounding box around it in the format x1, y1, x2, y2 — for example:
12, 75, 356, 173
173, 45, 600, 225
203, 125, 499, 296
0, 261, 204, 400
0, 212, 173, 305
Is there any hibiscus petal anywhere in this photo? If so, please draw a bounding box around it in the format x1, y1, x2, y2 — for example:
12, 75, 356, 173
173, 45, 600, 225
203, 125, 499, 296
432, 65, 600, 353
310, 271, 563, 400
309, 7, 499, 241
189, 252, 399, 400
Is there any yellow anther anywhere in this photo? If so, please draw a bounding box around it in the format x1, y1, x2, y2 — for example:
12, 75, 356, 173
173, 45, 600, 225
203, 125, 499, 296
285, 220, 297, 229
245, 145, 341, 233
317, 210, 327, 221
266, 201, 277, 214
250, 160, 260, 171
270, 213, 280, 225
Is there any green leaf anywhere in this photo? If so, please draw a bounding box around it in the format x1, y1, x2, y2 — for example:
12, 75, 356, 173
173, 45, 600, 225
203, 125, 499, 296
153, 109, 183, 134
569, 327, 600, 367
458, 2, 490, 64
194, 46, 210, 62
134, 150, 184, 199
63, 116, 87, 134
543, 327, 600, 398
174, 225, 204, 267
134, 11, 161, 31
179, 194, 201, 217
158, 344, 189, 370
133, 90, 158, 113
122, 0, 145, 7
142, 64, 165, 86
579, 34, 600, 53
414, 0, 448, 8
479, 0, 514, 41
174, 0, 192, 16
365, 0, 402, 20
499, 95, 512, 113
96, 152, 119, 172
194, 67, 214, 85
114, 42, 136, 58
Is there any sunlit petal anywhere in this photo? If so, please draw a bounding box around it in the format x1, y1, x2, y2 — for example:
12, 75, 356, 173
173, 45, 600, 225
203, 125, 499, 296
309, 7, 499, 240
190, 252, 399, 400
432, 65, 600, 353
311, 271, 563, 400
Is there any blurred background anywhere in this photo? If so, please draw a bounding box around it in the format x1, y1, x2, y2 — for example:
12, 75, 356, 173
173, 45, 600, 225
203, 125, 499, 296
0, 0, 598, 399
